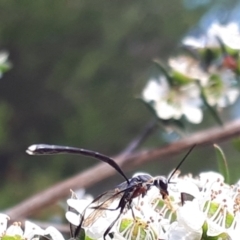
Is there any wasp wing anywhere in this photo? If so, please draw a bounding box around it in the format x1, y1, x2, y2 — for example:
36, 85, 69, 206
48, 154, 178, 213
83, 182, 130, 227
75, 181, 130, 228
73, 180, 136, 239
72, 187, 125, 238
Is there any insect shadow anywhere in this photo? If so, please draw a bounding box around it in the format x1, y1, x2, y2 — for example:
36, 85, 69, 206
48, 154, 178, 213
26, 144, 195, 240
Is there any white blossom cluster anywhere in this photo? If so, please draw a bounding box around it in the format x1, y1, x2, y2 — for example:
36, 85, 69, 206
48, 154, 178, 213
0, 214, 64, 240
66, 172, 240, 240
142, 21, 240, 125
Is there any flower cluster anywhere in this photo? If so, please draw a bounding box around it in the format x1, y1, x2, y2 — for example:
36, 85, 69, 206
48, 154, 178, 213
142, 21, 240, 126
66, 171, 240, 240
0, 214, 64, 240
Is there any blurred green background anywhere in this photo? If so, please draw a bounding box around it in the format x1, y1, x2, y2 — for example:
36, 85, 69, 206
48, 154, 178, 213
0, 0, 239, 219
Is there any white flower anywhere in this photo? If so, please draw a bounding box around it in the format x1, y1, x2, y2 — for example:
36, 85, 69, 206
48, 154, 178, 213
168, 200, 205, 240
142, 77, 169, 103
168, 55, 240, 109
70, 172, 240, 240
66, 195, 122, 239
142, 77, 203, 124
5, 222, 24, 237
168, 56, 209, 85
44, 226, 65, 240
66, 188, 94, 226
0, 214, 64, 240
66, 171, 240, 240
178, 200, 205, 232
66, 198, 93, 226
23, 221, 45, 240
202, 69, 239, 108
0, 213, 9, 235
183, 21, 240, 50
66, 190, 122, 239
162, 171, 240, 239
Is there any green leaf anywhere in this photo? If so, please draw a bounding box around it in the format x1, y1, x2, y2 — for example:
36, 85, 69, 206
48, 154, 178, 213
80, 228, 94, 240
199, 48, 220, 70
216, 36, 227, 56
2, 236, 22, 240
0, 63, 12, 73
171, 70, 193, 85
232, 137, 240, 152
85, 235, 93, 240
225, 45, 240, 56
214, 144, 230, 184
137, 97, 159, 119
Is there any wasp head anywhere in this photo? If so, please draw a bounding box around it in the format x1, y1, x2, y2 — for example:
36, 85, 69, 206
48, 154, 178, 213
153, 176, 169, 199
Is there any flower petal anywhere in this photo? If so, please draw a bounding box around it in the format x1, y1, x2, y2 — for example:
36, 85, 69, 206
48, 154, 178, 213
65, 212, 81, 226
177, 200, 205, 232
67, 199, 90, 213
44, 227, 64, 240
155, 101, 180, 120
6, 223, 23, 236
168, 222, 202, 240
24, 221, 44, 239
0, 214, 9, 235
183, 105, 203, 124
142, 79, 162, 102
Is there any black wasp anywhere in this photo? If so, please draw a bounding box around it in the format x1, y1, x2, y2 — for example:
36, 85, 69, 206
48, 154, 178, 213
26, 144, 195, 240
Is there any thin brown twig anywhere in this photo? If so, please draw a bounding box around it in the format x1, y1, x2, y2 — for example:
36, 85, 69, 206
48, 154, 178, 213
119, 119, 157, 156
5, 119, 240, 221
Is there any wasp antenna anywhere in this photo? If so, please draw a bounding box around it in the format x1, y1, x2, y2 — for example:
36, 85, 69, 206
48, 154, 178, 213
168, 144, 196, 183
26, 144, 129, 184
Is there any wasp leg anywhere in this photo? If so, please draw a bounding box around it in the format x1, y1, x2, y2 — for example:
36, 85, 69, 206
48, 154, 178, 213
103, 208, 124, 240
91, 206, 118, 211
92, 192, 129, 212
130, 204, 136, 220
73, 211, 86, 238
